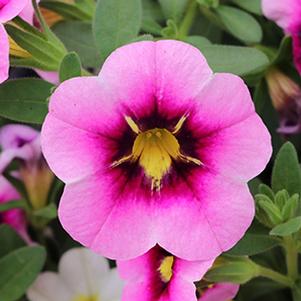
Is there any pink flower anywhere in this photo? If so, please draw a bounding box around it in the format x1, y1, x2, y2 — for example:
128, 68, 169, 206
262, 0, 301, 74
198, 283, 239, 301
0, 124, 53, 209
41, 40, 272, 261
118, 246, 213, 301
0, 0, 28, 83
0, 175, 28, 240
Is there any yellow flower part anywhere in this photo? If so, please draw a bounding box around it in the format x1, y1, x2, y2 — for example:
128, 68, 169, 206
9, 36, 31, 58
112, 116, 201, 191
158, 256, 174, 283
73, 294, 98, 301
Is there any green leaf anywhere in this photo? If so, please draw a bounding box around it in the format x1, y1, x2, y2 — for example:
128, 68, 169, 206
33, 203, 57, 219
184, 35, 211, 48
258, 184, 275, 201
5, 24, 65, 70
293, 278, 301, 301
59, 52, 82, 82
93, 0, 142, 61
158, 0, 188, 22
230, 0, 262, 15
0, 79, 53, 124
196, 45, 268, 75
205, 257, 259, 284
0, 200, 27, 212
227, 234, 280, 256
53, 21, 101, 68
0, 246, 46, 301
272, 142, 301, 196
274, 190, 289, 210
270, 217, 301, 236
282, 194, 300, 221
40, 1, 92, 21
0, 225, 25, 258
215, 5, 262, 43
141, 18, 163, 35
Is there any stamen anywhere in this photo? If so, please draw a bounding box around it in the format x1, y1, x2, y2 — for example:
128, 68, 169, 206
172, 115, 188, 134
158, 256, 174, 283
125, 116, 140, 134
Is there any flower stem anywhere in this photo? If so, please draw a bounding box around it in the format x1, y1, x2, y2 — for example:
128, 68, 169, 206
178, 0, 198, 39
257, 265, 294, 288
283, 236, 299, 280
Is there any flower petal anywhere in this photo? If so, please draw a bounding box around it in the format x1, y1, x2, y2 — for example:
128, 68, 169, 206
198, 114, 272, 182
0, 0, 28, 22
27, 272, 72, 301
58, 172, 157, 260
157, 174, 255, 261
199, 283, 240, 301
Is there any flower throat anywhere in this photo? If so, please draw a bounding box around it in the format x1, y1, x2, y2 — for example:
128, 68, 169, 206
112, 116, 201, 191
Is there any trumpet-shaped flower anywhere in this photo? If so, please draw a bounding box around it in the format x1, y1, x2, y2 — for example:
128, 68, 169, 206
0, 0, 28, 83
27, 247, 123, 301
262, 0, 301, 74
118, 246, 213, 301
42, 40, 272, 261
0, 175, 28, 240
198, 283, 239, 301
0, 124, 53, 209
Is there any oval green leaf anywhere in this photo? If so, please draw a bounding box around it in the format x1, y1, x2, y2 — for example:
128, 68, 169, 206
0, 246, 46, 301
0, 79, 53, 124
215, 5, 262, 43
93, 0, 142, 61
270, 217, 301, 236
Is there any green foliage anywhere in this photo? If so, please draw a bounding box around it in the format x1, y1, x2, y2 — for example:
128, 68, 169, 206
0, 246, 46, 301
93, 0, 142, 61
0, 225, 25, 258
0, 79, 53, 124
215, 5, 262, 44
59, 52, 82, 82
158, 0, 189, 22
270, 217, 301, 237
272, 142, 301, 196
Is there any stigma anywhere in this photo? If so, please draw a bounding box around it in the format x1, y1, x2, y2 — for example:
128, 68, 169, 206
112, 116, 202, 191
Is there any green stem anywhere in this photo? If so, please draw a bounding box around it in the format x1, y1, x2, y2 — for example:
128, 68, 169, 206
31, 0, 53, 37
257, 265, 294, 288
178, 0, 198, 39
283, 236, 299, 280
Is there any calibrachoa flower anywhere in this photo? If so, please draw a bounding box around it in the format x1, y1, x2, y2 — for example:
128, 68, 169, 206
197, 283, 239, 301
266, 68, 301, 134
262, 0, 301, 74
41, 40, 272, 261
27, 247, 123, 301
118, 245, 213, 301
0, 0, 29, 83
0, 175, 28, 240
0, 124, 54, 209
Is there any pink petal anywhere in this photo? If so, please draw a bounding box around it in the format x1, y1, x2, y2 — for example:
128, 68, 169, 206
35, 69, 59, 85
58, 172, 157, 260
157, 174, 255, 261
0, 0, 29, 23
262, 0, 301, 32
0, 24, 9, 84
199, 283, 240, 301
198, 114, 272, 182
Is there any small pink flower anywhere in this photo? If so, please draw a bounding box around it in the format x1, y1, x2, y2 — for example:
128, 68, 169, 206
0, 175, 28, 240
118, 246, 213, 301
262, 0, 301, 74
0, 0, 28, 83
42, 40, 272, 261
0, 124, 53, 209
198, 283, 239, 301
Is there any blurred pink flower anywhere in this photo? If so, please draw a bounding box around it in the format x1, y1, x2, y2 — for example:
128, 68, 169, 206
118, 246, 213, 301
0, 124, 53, 209
0, 0, 28, 83
198, 283, 239, 301
262, 0, 301, 74
0, 175, 29, 241
42, 40, 272, 261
